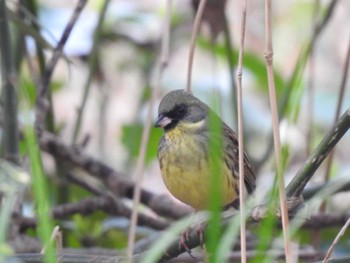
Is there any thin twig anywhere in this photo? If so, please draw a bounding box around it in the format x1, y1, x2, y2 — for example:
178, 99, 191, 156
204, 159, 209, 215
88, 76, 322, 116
0, 0, 20, 164
306, 0, 320, 156
71, 0, 110, 144
186, 0, 207, 93
302, 176, 350, 200
236, 0, 248, 261
223, 15, 238, 128
322, 35, 350, 190
323, 216, 350, 263
264, 0, 292, 261
35, 0, 87, 133
126, 0, 171, 259
40, 226, 61, 254
308, 0, 321, 249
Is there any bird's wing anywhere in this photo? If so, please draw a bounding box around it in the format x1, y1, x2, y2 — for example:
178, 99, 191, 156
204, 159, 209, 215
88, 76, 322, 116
223, 123, 256, 194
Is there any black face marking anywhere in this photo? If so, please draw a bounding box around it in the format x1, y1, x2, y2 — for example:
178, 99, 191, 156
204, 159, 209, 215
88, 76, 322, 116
163, 103, 188, 131
167, 104, 187, 119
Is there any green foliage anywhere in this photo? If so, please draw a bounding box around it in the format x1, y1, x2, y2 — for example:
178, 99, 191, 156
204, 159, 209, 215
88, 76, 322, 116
198, 38, 287, 99
24, 126, 56, 263
72, 213, 104, 242
282, 45, 308, 122
19, 76, 64, 108
251, 183, 279, 263
215, 212, 241, 262
121, 123, 163, 164
99, 229, 128, 249
0, 195, 16, 260
206, 95, 224, 261
142, 215, 194, 263
0, 161, 29, 257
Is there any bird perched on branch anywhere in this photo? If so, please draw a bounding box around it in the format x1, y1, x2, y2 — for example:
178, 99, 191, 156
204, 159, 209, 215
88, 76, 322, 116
155, 89, 255, 211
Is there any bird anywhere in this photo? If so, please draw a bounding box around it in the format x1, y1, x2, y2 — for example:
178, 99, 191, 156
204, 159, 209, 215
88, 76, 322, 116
155, 89, 256, 211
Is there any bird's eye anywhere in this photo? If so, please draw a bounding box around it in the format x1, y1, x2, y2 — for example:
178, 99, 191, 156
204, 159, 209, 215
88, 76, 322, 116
177, 104, 185, 114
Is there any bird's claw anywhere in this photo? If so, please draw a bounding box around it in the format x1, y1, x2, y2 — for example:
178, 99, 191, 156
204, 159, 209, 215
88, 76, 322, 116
179, 229, 196, 259
196, 223, 205, 249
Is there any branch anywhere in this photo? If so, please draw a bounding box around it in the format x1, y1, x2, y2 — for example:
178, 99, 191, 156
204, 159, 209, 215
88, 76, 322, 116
0, 0, 20, 164
286, 107, 350, 198
16, 195, 169, 231
71, 0, 110, 144
323, 216, 350, 262
35, 0, 87, 132
302, 176, 350, 200
301, 213, 350, 230
11, 246, 321, 263
39, 131, 191, 219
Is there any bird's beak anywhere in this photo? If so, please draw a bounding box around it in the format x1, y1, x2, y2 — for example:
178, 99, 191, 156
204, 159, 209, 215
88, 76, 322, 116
155, 114, 172, 128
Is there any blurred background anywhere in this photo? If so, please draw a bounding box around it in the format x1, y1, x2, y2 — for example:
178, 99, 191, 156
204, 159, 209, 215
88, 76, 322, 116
18, 0, 349, 198
1, 0, 350, 258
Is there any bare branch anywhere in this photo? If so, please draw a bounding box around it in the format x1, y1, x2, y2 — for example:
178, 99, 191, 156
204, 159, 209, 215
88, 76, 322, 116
0, 0, 19, 164
39, 131, 192, 219
17, 196, 169, 231
35, 0, 87, 132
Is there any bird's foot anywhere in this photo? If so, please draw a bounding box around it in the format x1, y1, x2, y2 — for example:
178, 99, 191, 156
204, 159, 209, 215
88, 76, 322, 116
196, 223, 205, 249
179, 229, 196, 259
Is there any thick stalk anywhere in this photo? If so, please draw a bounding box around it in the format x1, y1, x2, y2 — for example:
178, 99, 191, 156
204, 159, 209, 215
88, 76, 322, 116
0, 0, 20, 164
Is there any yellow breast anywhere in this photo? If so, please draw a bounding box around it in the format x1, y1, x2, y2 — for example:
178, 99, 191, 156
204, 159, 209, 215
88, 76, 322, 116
158, 123, 238, 210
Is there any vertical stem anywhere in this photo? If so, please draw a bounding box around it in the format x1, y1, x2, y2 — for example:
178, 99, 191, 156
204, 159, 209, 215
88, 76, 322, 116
126, 0, 171, 259
71, 0, 110, 144
306, 0, 320, 156
0, 0, 19, 164
236, 1, 248, 262
223, 16, 238, 129
186, 0, 207, 94
321, 35, 350, 201
264, 0, 292, 262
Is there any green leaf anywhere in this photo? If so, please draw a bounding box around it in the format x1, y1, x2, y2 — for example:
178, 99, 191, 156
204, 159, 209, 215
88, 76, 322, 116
142, 215, 194, 263
121, 123, 163, 164
197, 38, 287, 99
24, 126, 56, 263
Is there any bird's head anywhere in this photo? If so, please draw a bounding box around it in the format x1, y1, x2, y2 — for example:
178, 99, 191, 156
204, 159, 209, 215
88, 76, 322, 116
155, 90, 209, 131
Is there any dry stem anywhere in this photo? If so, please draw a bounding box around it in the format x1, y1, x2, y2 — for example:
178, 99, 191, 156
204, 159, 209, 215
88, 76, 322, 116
323, 216, 350, 262
126, 0, 171, 259
236, 0, 249, 262
186, 0, 207, 93
264, 0, 292, 261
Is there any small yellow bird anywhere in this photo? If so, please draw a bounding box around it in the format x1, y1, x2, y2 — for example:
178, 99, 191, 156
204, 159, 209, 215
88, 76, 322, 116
155, 90, 255, 211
